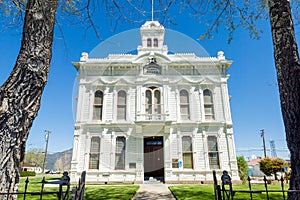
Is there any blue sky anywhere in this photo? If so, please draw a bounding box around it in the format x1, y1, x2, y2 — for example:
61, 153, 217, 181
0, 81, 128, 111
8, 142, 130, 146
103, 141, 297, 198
0, 3, 297, 160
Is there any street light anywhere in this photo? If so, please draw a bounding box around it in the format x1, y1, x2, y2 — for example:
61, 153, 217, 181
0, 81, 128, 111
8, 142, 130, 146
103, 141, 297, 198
42, 130, 50, 173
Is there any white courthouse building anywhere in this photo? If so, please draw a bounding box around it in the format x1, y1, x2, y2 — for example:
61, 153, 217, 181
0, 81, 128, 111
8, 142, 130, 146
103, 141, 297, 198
70, 21, 239, 183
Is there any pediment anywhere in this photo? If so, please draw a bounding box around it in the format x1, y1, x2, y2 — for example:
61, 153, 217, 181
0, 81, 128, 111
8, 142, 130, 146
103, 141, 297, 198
200, 77, 217, 85
89, 77, 106, 85
169, 76, 203, 85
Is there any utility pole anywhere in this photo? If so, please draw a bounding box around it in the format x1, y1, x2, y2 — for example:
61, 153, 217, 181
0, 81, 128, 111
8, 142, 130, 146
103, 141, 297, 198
42, 130, 51, 173
260, 129, 267, 158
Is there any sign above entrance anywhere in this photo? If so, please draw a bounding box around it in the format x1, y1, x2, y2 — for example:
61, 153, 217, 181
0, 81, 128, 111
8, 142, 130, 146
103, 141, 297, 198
145, 141, 162, 146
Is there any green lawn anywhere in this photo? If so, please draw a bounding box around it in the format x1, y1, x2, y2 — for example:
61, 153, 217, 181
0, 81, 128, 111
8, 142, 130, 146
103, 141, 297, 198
84, 185, 139, 200
16, 176, 290, 200
17, 176, 62, 200
16, 177, 139, 200
169, 184, 289, 200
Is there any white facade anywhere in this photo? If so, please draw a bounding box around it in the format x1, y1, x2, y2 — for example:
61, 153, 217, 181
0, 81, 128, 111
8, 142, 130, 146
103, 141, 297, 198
70, 21, 239, 183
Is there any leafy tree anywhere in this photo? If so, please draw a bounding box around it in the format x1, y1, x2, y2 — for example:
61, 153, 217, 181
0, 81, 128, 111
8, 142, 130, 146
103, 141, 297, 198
24, 148, 44, 168
259, 158, 288, 180
237, 156, 249, 184
259, 158, 274, 177
0, 1, 299, 199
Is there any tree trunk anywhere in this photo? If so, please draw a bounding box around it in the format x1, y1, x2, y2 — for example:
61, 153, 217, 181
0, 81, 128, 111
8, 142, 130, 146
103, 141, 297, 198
0, 0, 58, 198
268, 0, 300, 199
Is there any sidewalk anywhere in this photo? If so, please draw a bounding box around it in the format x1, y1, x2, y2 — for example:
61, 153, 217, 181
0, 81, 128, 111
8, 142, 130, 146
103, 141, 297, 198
132, 183, 176, 200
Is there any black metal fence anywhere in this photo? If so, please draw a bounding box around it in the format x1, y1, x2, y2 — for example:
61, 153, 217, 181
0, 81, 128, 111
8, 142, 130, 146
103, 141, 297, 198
0, 171, 85, 200
213, 170, 300, 200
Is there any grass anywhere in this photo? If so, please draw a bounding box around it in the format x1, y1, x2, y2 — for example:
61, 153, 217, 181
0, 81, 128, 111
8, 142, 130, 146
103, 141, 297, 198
15, 176, 290, 200
169, 184, 215, 200
17, 176, 61, 200
169, 183, 289, 200
16, 176, 139, 200
84, 185, 139, 200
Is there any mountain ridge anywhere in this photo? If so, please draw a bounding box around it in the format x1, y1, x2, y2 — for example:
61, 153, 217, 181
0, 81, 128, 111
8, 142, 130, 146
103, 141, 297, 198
46, 148, 72, 171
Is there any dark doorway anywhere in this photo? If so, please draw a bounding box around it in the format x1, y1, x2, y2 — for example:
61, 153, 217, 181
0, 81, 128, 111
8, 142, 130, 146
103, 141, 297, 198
144, 136, 164, 182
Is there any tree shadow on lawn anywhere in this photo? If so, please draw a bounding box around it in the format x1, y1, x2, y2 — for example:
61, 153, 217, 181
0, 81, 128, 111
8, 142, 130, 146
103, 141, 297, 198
169, 184, 290, 200
84, 185, 139, 200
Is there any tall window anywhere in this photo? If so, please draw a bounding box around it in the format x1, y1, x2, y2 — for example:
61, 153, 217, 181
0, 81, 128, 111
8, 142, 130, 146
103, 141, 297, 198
153, 38, 158, 47
180, 90, 190, 120
115, 137, 126, 169
93, 90, 103, 120
117, 90, 126, 120
145, 87, 161, 120
207, 136, 220, 169
147, 38, 152, 47
89, 137, 100, 169
182, 136, 193, 169
203, 89, 214, 120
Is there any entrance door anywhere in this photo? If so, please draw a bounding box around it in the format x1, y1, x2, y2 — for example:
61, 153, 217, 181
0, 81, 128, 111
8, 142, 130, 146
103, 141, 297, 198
144, 136, 164, 182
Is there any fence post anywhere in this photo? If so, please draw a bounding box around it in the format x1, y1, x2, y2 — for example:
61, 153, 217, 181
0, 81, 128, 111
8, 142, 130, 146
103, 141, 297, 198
59, 171, 71, 200
247, 176, 253, 200
23, 177, 29, 200
280, 176, 286, 200
40, 177, 46, 200
263, 176, 269, 200
6, 177, 13, 200
221, 170, 233, 200
71, 186, 77, 200
213, 170, 221, 200
80, 171, 86, 200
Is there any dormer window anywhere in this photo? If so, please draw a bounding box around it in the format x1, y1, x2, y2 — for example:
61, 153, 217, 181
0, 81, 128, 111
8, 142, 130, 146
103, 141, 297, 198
145, 65, 160, 74
143, 61, 161, 75
147, 38, 152, 47
153, 38, 158, 47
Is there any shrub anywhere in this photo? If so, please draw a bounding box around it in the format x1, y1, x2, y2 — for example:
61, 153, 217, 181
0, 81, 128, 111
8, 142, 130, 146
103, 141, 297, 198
20, 171, 36, 177
237, 156, 248, 184
259, 158, 287, 180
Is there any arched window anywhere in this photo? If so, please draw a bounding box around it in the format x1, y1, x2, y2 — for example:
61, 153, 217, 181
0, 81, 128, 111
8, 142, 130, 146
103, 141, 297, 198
180, 90, 190, 120
145, 87, 161, 120
182, 136, 193, 169
207, 136, 220, 169
89, 137, 100, 169
153, 38, 158, 47
115, 137, 126, 169
203, 89, 214, 120
93, 90, 103, 120
117, 90, 126, 120
147, 38, 152, 47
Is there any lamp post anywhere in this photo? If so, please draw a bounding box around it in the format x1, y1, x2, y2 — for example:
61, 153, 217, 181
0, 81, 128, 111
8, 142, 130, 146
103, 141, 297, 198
42, 130, 51, 173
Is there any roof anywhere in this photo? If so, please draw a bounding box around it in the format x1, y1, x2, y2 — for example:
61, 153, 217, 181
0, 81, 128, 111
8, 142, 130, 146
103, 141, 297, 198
247, 159, 262, 166
22, 162, 36, 167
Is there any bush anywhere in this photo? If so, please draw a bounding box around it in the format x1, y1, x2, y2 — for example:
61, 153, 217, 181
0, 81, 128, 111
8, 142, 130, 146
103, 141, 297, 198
237, 156, 248, 184
20, 171, 36, 177
259, 158, 287, 180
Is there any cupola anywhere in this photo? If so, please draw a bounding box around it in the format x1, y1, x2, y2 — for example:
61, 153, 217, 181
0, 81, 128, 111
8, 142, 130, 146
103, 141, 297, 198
137, 21, 168, 55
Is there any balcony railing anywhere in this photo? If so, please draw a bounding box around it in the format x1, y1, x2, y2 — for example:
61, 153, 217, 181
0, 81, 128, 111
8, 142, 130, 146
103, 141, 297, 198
136, 113, 168, 121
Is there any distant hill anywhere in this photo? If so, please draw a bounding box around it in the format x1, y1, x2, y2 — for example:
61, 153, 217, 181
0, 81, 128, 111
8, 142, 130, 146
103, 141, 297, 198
46, 148, 72, 171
